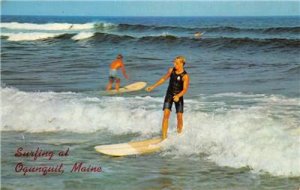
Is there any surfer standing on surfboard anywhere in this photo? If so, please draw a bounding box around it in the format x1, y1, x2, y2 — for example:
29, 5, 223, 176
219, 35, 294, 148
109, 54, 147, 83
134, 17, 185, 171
146, 56, 190, 140
106, 54, 129, 91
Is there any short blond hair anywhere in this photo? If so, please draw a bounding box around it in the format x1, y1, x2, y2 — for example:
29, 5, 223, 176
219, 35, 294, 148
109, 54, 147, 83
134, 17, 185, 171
176, 56, 186, 65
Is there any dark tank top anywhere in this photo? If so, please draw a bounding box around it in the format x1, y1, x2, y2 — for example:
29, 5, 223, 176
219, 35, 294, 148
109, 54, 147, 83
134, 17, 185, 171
166, 68, 187, 95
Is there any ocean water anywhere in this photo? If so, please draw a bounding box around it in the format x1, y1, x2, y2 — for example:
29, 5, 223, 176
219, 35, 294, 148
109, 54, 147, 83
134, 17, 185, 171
1, 15, 300, 190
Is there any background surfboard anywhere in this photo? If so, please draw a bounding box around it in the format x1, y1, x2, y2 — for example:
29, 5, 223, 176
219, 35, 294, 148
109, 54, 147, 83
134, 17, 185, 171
106, 81, 147, 94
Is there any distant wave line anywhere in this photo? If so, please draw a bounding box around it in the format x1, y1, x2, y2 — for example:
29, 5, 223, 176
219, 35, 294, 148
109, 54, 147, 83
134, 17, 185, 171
2, 22, 300, 34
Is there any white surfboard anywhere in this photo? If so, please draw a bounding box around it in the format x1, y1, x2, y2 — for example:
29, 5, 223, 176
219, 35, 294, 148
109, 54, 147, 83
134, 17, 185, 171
95, 137, 162, 156
106, 81, 147, 94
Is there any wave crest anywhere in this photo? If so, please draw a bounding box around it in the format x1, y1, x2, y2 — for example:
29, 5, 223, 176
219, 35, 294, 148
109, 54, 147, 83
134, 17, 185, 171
1, 22, 114, 31
1, 32, 64, 41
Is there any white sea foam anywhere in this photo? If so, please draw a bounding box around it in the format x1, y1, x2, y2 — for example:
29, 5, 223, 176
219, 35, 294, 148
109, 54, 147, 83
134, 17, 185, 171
1, 87, 162, 134
1, 32, 63, 41
1, 22, 117, 31
1, 22, 95, 31
1, 87, 299, 176
71, 32, 94, 40
144, 32, 178, 38
161, 93, 300, 177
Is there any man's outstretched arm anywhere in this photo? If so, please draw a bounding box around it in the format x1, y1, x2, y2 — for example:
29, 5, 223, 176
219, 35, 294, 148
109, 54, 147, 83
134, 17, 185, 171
121, 63, 129, 79
146, 68, 173, 92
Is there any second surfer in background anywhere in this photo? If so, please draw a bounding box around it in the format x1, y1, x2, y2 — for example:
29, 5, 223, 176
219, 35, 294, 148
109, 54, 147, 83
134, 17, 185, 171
194, 32, 203, 39
106, 54, 129, 91
146, 56, 190, 140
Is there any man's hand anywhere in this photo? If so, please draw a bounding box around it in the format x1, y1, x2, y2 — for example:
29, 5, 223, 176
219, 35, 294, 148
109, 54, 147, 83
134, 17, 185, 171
173, 95, 180, 102
145, 86, 154, 92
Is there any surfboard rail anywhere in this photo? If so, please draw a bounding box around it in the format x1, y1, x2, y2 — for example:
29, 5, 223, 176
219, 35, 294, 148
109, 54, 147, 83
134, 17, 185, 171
95, 137, 162, 156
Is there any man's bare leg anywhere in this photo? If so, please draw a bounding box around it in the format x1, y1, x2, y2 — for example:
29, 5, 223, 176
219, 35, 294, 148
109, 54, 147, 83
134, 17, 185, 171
106, 81, 113, 91
162, 109, 171, 140
115, 79, 120, 91
177, 112, 183, 134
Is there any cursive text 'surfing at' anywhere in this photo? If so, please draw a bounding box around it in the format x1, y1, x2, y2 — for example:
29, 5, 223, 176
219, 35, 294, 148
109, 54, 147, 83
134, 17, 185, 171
15, 147, 55, 161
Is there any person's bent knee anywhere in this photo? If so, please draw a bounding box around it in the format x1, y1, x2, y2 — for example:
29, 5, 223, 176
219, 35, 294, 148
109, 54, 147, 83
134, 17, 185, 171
177, 112, 183, 117
163, 109, 171, 118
